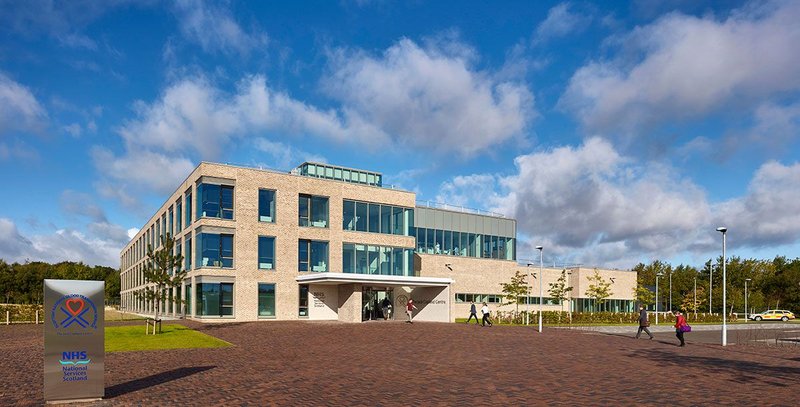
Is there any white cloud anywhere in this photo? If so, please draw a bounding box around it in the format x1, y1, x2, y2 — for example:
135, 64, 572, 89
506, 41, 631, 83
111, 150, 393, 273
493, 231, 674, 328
0, 218, 120, 267
127, 228, 139, 240
63, 122, 82, 137
253, 138, 326, 170
172, 0, 267, 56
534, 2, 592, 43
325, 38, 535, 157
0, 73, 48, 135
60, 190, 107, 222
559, 1, 800, 136
715, 161, 800, 247
91, 147, 196, 195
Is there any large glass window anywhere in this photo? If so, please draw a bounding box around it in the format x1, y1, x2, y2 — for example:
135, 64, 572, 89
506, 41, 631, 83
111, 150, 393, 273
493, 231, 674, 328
196, 282, 234, 317
444, 230, 452, 255
368, 246, 379, 274
343, 200, 356, 230
258, 236, 275, 270
392, 207, 403, 235
355, 244, 367, 274
176, 201, 182, 232
392, 248, 404, 276
185, 236, 192, 270
168, 208, 174, 236
342, 243, 355, 273
197, 233, 234, 268
258, 189, 276, 222
435, 229, 444, 254
185, 191, 192, 226
197, 183, 234, 220
299, 194, 328, 227
298, 240, 329, 272
355, 202, 367, 231
368, 204, 380, 233
258, 283, 276, 318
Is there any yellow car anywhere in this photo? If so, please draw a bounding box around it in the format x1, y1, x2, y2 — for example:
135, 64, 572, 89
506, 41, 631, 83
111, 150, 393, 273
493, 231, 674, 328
750, 310, 796, 322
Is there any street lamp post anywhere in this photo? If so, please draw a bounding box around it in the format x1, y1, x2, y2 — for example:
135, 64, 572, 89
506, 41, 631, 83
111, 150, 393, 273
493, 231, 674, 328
709, 263, 713, 314
567, 271, 573, 324
694, 275, 697, 319
745, 278, 751, 322
656, 272, 663, 324
526, 263, 533, 325
717, 227, 728, 346
536, 246, 544, 333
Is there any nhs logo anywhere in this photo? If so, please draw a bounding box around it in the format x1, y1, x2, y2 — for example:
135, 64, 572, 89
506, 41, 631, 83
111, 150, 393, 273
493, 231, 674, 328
59, 351, 91, 366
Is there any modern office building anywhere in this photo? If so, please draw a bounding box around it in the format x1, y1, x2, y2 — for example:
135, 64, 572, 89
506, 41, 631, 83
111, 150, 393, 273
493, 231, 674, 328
119, 162, 636, 323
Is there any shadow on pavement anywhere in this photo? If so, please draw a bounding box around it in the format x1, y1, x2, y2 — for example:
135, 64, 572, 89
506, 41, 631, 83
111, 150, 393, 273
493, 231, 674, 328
106, 366, 216, 398
626, 349, 800, 387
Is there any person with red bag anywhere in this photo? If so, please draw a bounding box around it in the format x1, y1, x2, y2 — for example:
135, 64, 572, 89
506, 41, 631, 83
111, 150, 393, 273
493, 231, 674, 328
673, 310, 690, 347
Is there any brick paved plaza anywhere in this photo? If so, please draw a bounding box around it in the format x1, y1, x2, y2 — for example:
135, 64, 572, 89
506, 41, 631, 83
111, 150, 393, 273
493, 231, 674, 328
2, 321, 798, 406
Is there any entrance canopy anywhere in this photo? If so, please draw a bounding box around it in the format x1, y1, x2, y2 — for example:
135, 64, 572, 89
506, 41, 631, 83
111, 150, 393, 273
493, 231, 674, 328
296, 272, 453, 287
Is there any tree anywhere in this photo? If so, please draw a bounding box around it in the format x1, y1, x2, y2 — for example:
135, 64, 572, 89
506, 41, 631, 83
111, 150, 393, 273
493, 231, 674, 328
680, 286, 706, 314
141, 233, 185, 333
586, 268, 612, 311
548, 269, 573, 313
501, 270, 530, 316
632, 284, 655, 307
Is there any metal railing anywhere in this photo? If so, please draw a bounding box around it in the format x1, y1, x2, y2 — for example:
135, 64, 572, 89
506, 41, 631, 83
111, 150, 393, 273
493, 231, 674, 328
415, 200, 506, 218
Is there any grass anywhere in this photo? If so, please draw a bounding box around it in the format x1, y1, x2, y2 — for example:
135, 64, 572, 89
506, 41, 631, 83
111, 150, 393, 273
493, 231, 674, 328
105, 324, 231, 352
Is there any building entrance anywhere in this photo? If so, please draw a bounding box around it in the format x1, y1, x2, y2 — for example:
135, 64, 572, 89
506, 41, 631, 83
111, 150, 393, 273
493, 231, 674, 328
362, 288, 394, 321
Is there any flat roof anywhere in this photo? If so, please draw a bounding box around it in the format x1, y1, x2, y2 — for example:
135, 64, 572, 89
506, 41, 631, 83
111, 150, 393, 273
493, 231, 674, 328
296, 273, 453, 287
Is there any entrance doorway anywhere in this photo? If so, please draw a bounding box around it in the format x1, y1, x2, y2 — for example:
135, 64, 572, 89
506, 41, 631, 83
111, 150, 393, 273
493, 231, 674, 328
362, 288, 394, 321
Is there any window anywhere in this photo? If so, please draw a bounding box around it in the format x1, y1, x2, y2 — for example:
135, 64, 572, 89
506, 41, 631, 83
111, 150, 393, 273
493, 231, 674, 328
299, 285, 309, 317
197, 233, 234, 268
196, 282, 233, 317
168, 208, 174, 236
299, 240, 328, 272
155, 221, 160, 248
258, 189, 276, 222
343, 200, 356, 230
355, 202, 367, 231
176, 201, 182, 231
258, 283, 276, 318
342, 243, 355, 273
197, 183, 234, 219
185, 191, 192, 226
355, 244, 367, 274
380, 205, 391, 234
368, 245, 379, 274
299, 194, 328, 227
392, 207, 403, 235
258, 236, 275, 270
368, 204, 379, 233
185, 236, 192, 270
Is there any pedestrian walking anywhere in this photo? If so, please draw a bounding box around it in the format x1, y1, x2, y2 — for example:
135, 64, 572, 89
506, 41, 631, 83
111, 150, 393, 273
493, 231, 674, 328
406, 299, 417, 323
381, 296, 392, 320
481, 302, 493, 327
635, 305, 654, 340
673, 310, 690, 347
466, 301, 480, 325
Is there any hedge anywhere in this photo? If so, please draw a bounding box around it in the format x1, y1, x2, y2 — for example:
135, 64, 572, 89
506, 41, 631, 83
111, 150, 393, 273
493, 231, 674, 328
485, 311, 731, 325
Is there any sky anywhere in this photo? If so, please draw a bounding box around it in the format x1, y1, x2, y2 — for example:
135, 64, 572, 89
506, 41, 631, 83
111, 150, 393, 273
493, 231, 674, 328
1, 0, 799, 269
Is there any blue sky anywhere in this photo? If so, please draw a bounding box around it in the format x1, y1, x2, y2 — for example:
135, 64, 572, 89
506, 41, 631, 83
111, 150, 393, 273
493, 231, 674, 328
1, 0, 799, 268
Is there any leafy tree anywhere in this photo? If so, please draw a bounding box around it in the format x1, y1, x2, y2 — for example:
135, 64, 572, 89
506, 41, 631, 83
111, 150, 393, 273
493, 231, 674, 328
586, 268, 612, 311
141, 233, 185, 333
548, 269, 573, 313
501, 270, 530, 316
632, 283, 655, 307
680, 286, 706, 314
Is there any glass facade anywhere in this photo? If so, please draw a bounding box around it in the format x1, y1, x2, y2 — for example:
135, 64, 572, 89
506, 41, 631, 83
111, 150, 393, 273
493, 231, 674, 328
258, 283, 276, 318
185, 236, 192, 270
168, 207, 174, 236
197, 233, 234, 268
414, 227, 515, 260
343, 200, 413, 236
299, 194, 328, 227
258, 189, 276, 222
298, 285, 309, 317
176, 200, 182, 231
296, 162, 382, 187
197, 183, 234, 219
299, 239, 328, 272
185, 191, 192, 226
258, 236, 275, 270
572, 298, 636, 313
342, 243, 414, 276
196, 282, 234, 317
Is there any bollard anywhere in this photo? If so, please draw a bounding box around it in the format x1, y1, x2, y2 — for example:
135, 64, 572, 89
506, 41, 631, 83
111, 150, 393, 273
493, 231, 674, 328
6, 310, 9, 325
36, 310, 39, 324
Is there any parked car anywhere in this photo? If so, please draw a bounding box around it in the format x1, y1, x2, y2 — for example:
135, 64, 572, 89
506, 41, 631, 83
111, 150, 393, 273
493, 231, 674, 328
750, 310, 795, 321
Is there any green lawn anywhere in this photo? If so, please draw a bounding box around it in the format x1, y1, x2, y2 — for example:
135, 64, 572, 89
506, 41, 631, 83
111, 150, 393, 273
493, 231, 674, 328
105, 324, 231, 352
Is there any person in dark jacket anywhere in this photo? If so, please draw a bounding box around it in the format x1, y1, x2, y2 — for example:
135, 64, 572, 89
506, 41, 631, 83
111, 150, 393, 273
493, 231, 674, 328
466, 301, 480, 325
674, 310, 688, 347
635, 305, 654, 339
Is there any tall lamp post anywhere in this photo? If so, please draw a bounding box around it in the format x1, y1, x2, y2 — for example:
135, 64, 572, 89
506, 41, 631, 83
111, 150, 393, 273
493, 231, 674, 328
536, 246, 544, 333
694, 274, 697, 319
709, 263, 713, 314
525, 263, 533, 325
656, 272, 663, 324
567, 271, 573, 324
717, 226, 728, 346
745, 278, 751, 322
669, 270, 673, 312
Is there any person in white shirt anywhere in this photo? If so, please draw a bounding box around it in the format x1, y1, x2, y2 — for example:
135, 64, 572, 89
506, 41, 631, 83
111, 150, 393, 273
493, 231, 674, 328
481, 302, 493, 327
